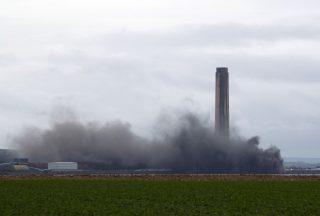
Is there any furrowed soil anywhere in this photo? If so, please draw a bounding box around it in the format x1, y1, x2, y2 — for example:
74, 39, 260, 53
0, 175, 319, 215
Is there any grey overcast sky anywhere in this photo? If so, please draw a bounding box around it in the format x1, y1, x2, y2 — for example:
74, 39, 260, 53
1, 0, 320, 157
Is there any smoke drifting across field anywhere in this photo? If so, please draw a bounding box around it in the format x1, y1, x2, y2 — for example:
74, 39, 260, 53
13, 112, 283, 174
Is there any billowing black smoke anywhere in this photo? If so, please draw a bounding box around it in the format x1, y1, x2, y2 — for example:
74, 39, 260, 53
12, 112, 283, 173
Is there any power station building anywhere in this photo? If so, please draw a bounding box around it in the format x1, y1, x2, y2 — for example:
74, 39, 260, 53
48, 162, 78, 170
215, 67, 229, 138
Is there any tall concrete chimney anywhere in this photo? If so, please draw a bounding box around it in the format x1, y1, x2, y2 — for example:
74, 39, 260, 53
215, 67, 229, 138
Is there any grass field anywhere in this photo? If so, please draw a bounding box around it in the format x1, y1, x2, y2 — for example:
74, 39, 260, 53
0, 175, 319, 215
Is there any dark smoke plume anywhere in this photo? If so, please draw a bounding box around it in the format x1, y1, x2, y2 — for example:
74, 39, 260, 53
12, 112, 283, 173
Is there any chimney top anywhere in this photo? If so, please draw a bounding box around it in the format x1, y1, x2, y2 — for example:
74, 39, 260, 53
216, 67, 228, 72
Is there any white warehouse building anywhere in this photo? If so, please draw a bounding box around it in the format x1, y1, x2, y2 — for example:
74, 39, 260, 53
48, 162, 78, 170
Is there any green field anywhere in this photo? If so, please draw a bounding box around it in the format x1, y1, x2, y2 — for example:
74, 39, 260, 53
0, 176, 319, 215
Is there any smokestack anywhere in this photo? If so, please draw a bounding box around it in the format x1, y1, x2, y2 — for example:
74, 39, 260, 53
215, 67, 229, 138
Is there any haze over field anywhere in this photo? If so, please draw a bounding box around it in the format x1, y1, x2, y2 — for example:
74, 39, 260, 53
0, 0, 320, 158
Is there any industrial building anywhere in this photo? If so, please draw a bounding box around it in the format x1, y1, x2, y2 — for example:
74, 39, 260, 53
48, 162, 78, 170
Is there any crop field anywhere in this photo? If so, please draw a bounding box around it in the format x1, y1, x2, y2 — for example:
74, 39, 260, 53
0, 175, 320, 215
